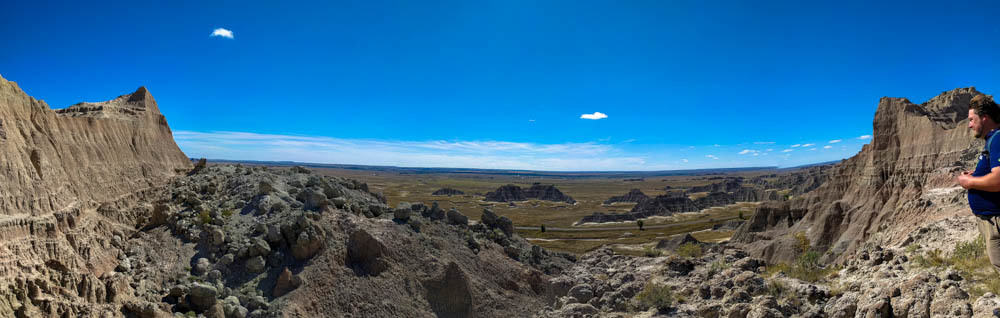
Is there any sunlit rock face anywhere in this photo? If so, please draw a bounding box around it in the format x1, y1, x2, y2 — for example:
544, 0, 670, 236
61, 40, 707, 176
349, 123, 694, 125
734, 87, 983, 264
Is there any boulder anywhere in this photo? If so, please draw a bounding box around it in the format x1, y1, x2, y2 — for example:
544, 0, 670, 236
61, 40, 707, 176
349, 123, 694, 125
446, 208, 468, 226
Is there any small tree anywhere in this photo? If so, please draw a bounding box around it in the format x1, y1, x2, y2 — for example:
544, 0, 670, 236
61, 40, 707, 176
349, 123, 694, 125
540, 224, 546, 233
739, 211, 744, 220
637, 220, 645, 231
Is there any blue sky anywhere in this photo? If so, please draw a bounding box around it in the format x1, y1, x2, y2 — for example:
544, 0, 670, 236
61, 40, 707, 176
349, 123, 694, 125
3, 0, 999, 171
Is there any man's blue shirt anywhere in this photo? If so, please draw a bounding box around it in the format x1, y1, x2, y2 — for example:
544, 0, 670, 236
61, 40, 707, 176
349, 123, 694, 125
969, 129, 1000, 215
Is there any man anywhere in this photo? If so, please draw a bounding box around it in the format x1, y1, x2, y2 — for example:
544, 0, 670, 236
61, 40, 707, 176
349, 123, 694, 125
957, 94, 1000, 272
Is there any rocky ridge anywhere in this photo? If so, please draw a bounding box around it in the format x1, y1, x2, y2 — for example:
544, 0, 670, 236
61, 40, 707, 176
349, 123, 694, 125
603, 189, 649, 205
733, 87, 984, 264
432, 188, 465, 196
485, 183, 576, 204
0, 77, 577, 317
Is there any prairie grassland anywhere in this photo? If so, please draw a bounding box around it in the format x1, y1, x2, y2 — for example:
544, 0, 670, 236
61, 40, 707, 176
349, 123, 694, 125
310, 167, 765, 254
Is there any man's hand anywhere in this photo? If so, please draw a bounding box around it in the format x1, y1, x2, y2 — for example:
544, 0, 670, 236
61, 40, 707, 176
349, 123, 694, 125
958, 171, 974, 189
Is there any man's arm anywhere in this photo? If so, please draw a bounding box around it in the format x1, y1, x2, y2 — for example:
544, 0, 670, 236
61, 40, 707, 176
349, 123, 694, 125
958, 167, 1000, 191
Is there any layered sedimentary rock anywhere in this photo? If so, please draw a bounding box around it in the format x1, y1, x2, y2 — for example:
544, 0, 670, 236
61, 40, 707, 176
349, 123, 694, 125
733, 87, 983, 264
688, 178, 743, 193
0, 74, 191, 316
485, 183, 576, 204
748, 165, 833, 196
603, 189, 649, 205
484, 185, 527, 202
432, 188, 465, 196
0, 75, 190, 216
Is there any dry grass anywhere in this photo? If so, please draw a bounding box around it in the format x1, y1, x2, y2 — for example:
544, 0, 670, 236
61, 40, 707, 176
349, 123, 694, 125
308, 167, 769, 254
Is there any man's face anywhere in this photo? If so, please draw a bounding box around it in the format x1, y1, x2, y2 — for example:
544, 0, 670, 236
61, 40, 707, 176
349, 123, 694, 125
970, 109, 989, 138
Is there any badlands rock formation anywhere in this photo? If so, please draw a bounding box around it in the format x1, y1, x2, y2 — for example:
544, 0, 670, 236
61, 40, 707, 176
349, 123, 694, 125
0, 75, 190, 216
733, 87, 983, 264
485, 183, 576, 204
0, 76, 576, 317
603, 189, 649, 205
431, 187, 465, 196
0, 74, 191, 316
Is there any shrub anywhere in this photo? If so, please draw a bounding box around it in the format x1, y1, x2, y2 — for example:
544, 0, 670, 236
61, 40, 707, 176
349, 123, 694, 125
637, 220, 645, 231
913, 248, 947, 268
707, 260, 730, 278
630, 283, 673, 312
767, 279, 787, 298
540, 224, 546, 233
794, 231, 810, 254
221, 209, 235, 218
676, 242, 703, 258
197, 210, 212, 225
643, 246, 662, 257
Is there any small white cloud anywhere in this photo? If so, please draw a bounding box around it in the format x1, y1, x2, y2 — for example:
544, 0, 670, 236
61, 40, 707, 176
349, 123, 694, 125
859, 135, 871, 140
738, 149, 759, 155
782, 149, 794, 153
823, 145, 832, 149
528, 119, 535, 122
752, 153, 759, 156
682, 159, 689, 163
829, 139, 842, 143
210, 28, 234, 39
580, 112, 608, 120
753, 141, 776, 145
706, 155, 719, 160
766, 149, 774, 152
791, 144, 801, 148
808, 148, 817, 151
622, 139, 636, 143
802, 143, 815, 147
713, 144, 721, 147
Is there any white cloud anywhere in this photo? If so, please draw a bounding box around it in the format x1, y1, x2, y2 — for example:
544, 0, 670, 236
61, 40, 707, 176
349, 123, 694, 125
682, 159, 689, 163
791, 144, 801, 148
738, 149, 759, 155
808, 148, 817, 151
580, 112, 608, 120
528, 119, 535, 122
823, 145, 832, 149
802, 143, 815, 147
705, 155, 719, 160
752, 153, 759, 156
753, 141, 776, 145
766, 149, 774, 152
859, 135, 871, 140
713, 144, 721, 147
210, 28, 234, 39
782, 149, 794, 152
829, 139, 841, 143
174, 131, 659, 171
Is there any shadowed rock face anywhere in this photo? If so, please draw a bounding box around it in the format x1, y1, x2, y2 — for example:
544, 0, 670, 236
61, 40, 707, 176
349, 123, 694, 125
733, 87, 984, 264
432, 188, 465, 196
484, 184, 528, 202
604, 189, 649, 205
485, 183, 576, 204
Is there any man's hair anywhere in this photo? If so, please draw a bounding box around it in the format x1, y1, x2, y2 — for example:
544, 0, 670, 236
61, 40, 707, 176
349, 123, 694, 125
971, 95, 1000, 123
